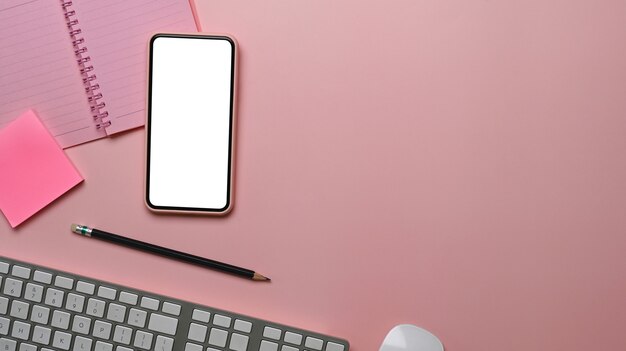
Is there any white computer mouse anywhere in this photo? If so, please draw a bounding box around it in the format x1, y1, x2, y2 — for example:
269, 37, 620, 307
379, 324, 444, 351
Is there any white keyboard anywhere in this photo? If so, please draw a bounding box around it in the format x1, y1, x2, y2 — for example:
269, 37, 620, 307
0, 256, 349, 351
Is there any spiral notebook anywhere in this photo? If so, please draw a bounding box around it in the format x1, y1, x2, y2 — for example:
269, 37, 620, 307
0, 0, 197, 148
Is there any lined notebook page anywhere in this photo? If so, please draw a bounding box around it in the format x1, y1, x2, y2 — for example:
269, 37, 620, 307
0, 0, 106, 148
70, 0, 197, 135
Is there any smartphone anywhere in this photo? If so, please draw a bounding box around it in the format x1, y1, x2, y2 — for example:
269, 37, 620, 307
145, 33, 237, 214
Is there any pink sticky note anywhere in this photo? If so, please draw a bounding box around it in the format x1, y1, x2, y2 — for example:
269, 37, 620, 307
0, 110, 83, 228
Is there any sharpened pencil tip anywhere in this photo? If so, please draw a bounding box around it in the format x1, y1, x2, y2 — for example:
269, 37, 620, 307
253, 273, 271, 281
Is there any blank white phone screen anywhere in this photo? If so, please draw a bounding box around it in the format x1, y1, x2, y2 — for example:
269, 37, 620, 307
148, 36, 233, 210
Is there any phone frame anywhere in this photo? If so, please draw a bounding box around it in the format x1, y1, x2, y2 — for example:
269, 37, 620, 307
145, 33, 237, 215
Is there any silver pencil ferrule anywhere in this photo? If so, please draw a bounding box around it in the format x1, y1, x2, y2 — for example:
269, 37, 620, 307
71, 224, 92, 237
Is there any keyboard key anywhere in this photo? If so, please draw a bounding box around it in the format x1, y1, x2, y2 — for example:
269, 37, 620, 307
76, 281, 95, 295
32, 325, 52, 345
86, 298, 106, 318
155, 335, 174, 351
184, 343, 202, 351
213, 314, 231, 328
106, 303, 126, 323
113, 326, 133, 345
233, 319, 252, 333
263, 327, 281, 340
92, 320, 112, 340
118, 292, 138, 305
11, 321, 31, 340
148, 313, 178, 336
305, 337, 323, 350
52, 331, 72, 350
0, 317, 9, 335
51, 311, 71, 330
0, 262, 8, 274
0, 297, 8, 315
11, 266, 30, 279
140, 297, 159, 310
0, 338, 17, 351
162, 302, 181, 316
191, 309, 210, 323
116, 347, 132, 351
187, 323, 207, 343
127, 308, 148, 328
94, 341, 113, 351
284, 331, 302, 345
66, 293, 85, 313
133, 331, 153, 350
3, 278, 23, 297
73, 336, 92, 351
33, 271, 52, 285
24, 283, 44, 303
19, 343, 36, 351
326, 342, 345, 351
10, 300, 29, 320
30, 305, 50, 324
281, 346, 298, 351
54, 276, 74, 290
229, 333, 249, 351
259, 341, 278, 351
71, 316, 91, 335
44, 288, 64, 308
97, 287, 116, 300
208, 328, 228, 348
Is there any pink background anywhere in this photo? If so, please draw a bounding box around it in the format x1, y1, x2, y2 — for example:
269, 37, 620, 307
2, 0, 626, 350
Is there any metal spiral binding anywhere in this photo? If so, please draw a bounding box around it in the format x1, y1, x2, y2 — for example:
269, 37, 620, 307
61, 1, 110, 129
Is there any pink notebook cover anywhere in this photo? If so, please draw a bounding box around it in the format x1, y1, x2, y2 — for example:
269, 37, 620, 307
0, 0, 197, 148
0, 110, 83, 228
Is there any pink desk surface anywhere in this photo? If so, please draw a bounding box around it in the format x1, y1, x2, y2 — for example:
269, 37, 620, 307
3, 0, 626, 350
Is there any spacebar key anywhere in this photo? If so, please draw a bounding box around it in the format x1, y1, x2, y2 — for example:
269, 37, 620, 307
148, 313, 179, 335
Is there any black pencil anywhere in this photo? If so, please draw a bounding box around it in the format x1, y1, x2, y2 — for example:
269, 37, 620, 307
71, 224, 270, 282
